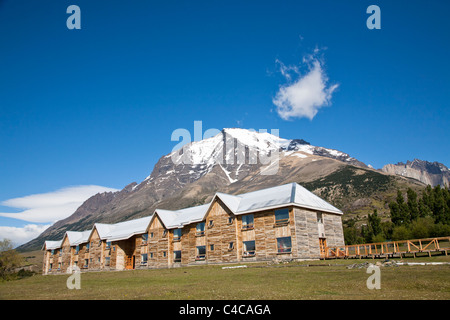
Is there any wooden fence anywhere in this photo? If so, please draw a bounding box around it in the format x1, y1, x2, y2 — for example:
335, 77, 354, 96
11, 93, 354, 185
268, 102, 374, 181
324, 236, 450, 259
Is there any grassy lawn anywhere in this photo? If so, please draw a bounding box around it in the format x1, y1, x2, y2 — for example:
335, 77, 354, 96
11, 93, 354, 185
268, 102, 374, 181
1, 256, 449, 300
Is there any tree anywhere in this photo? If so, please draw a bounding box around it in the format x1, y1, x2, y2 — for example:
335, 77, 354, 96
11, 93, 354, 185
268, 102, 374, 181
0, 239, 23, 280
368, 209, 382, 237
407, 188, 419, 221
389, 190, 410, 226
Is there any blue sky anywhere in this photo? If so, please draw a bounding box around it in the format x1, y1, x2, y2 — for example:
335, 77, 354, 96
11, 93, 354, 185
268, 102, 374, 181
0, 0, 449, 246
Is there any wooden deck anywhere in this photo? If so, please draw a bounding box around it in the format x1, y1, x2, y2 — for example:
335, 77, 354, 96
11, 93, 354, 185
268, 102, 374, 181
323, 236, 450, 259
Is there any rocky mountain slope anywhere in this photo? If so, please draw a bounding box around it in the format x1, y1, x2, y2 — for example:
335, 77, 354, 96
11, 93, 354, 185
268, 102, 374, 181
382, 159, 449, 188
17, 128, 428, 251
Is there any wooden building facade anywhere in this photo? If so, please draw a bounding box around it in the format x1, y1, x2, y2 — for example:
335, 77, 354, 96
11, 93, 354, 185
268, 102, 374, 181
42, 183, 344, 274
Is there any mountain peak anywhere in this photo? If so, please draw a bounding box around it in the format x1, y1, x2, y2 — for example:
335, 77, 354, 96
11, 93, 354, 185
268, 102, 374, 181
382, 159, 449, 187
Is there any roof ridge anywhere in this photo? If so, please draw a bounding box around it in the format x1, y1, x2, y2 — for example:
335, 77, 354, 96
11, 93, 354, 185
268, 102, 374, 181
290, 182, 297, 203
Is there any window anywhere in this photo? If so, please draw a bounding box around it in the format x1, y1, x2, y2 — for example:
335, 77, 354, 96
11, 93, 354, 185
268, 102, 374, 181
105, 257, 110, 266
196, 246, 206, 260
163, 251, 167, 258
317, 213, 323, 224
242, 214, 254, 230
174, 250, 181, 263
51, 249, 54, 256
49, 263, 52, 271
228, 242, 234, 250
196, 222, 205, 236
150, 252, 154, 259
243, 240, 256, 257
227, 217, 234, 224
150, 232, 154, 238
277, 237, 292, 253
98, 240, 102, 247
84, 259, 89, 268
86, 243, 90, 252
208, 219, 214, 228
106, 242, 111, 249
275, 208, 289, 225
142, 234, 148, 244
141, 254, 148, 265
173, 228, 182, 241
210, 244, 214, 251
98, 257, 101, 262
163, 230, 168, 237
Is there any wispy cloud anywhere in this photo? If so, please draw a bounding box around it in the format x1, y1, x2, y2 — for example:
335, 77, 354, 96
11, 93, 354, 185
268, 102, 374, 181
0, 224, 51, 247
0, 185, 119, 247
0, 185, 119, 223
273, 51, 338, 121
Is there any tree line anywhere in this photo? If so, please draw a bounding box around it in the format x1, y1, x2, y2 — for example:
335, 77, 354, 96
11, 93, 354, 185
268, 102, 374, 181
344, 185, 450, 245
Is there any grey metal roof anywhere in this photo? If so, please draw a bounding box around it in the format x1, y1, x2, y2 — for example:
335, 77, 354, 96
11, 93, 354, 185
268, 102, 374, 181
154, 204, 210, 229
215, 183, 342, 215
42, 240, 63, 250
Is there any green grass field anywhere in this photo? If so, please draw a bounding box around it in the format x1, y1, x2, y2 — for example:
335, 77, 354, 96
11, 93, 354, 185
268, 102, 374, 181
1, 256, 449, 300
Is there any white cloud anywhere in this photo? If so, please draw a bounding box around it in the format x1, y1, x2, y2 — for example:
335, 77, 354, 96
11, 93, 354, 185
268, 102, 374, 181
273, 56, 338, 121
0, 185, 119, 224
0, 224, 51, 248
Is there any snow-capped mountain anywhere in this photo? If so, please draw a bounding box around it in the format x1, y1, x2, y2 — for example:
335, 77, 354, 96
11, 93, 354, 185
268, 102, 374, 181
138, 128, 365, 196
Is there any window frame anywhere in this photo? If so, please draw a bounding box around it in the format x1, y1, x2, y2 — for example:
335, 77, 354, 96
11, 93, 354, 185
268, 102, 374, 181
196, 245, 206, 260
274, 208, 290, 226
174, 250, 182, 263
317, 212, 323, 224
141, 234, 148, 245
141, 253, 148, 265
242, 214, 254, 230
276, 236, 292, 254
243, 240, 256, 257
173, 228, 182, 241
196, 222, 206, 236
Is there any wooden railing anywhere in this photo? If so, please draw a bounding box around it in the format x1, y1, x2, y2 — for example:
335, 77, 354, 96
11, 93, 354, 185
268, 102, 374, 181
324, 236, 450, 259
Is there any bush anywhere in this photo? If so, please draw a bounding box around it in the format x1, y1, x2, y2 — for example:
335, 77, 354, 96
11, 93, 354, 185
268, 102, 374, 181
410, 217, 434, 239
392, 225, 412, 241
430, 223, 450, 237
371, 233, 386, 243
16, 269, 35, 279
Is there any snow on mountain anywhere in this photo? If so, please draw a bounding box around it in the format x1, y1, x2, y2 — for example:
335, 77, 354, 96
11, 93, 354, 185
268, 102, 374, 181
139, 128, 365, 196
